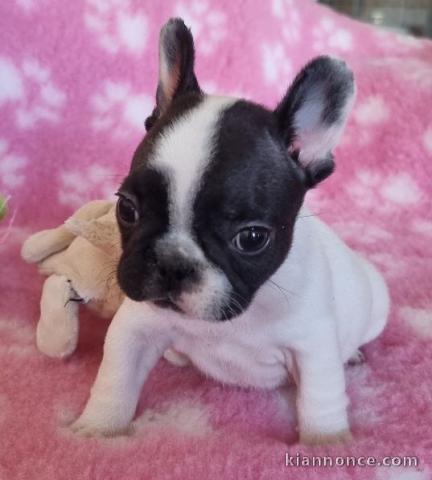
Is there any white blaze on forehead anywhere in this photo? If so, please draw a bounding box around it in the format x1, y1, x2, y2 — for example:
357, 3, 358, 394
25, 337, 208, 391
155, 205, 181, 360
149, 95, 237, 231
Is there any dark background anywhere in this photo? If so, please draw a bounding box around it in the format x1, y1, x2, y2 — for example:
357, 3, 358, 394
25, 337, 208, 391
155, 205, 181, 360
319, 0, 432, 37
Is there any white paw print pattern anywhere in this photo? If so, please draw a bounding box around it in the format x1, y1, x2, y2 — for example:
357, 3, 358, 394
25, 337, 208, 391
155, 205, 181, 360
347, 170, 422, 213
400, 306, 432, 339
0, 318, 36, 358
14, 0, 44, 12
368, 251, 408, 279
398, 59, 432, 89
375, 58, 432, 90
346, 365, 385, 427
0, 138, 27, 191
174, 1, 226, 55
411, 219, 432, 237
272, 0, 302, 44
374, 28, 424, 53
261, 42, 293, 93
91, 81, 152, 140
84, 0, 148, 55
133, 400, 212, 437
354, 96, 389, 126
312, 17, 353, 52
332, 220, 392, 246
59, 164, 120, 207
0, 56, 66, 129
375, 466, 429, 480
352, 95, 389, 146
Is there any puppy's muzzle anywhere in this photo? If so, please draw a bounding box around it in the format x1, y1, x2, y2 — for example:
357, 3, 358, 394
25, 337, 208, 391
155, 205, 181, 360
155, 253, 200, 298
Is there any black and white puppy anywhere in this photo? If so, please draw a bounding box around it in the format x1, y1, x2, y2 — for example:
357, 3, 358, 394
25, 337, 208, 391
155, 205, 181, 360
72, 18, 389, 444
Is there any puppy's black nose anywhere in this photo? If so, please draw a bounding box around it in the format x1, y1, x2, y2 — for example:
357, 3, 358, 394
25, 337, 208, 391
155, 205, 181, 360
157, 259, 198, 293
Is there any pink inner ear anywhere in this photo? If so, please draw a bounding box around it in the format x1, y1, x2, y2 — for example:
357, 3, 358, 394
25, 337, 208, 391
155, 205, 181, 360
159, 50, 181, 110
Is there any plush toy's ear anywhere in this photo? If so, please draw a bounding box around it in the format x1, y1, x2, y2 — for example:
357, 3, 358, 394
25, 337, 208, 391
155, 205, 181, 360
274, 56, 355, 187
145, 18, 201, 131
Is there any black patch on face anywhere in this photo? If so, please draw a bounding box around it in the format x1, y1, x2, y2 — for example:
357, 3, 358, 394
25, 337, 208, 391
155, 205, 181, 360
192, 100, 307, 319
116, 167, 169, 301
116, 93, 204, 304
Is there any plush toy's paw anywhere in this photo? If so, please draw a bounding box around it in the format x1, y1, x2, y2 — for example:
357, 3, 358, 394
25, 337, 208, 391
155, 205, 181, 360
347, 349, 365, 366
70, 417, 134, 438
37, 275, 80, 358
299, 429, 353, 446
37, 325, 77, 359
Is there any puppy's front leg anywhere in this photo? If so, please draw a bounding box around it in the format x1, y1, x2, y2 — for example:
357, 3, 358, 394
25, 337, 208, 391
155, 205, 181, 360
293, 336, 351, 445
72, 299, 171, 437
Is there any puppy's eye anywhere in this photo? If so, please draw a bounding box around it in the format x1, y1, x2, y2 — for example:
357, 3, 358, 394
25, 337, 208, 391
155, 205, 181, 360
233, 226, 271, 254
116, 196, 139, 225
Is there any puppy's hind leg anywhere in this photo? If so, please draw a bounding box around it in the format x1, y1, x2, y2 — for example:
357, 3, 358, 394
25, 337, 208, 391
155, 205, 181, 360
361, 259, 390, 344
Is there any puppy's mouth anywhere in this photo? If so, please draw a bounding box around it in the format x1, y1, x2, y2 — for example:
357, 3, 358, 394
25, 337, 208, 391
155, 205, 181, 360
152, 297, 184, 313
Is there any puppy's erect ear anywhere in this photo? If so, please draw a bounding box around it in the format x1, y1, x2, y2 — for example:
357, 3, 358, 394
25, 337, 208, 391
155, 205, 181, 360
145, 18, 201, 131
274, 56, 355, 187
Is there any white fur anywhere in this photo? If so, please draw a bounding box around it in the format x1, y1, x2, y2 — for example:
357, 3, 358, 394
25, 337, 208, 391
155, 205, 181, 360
150, 95, 235, 229
72, 206, 389, 442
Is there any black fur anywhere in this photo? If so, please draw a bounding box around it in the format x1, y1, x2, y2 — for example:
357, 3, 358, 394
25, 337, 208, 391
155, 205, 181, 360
192, 101, 306, 317
116, 167, 170, 301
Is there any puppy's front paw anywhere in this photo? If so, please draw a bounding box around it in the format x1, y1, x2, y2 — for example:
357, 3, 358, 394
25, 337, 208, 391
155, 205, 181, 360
70, 417, 134, 438
300, 429, 353, 446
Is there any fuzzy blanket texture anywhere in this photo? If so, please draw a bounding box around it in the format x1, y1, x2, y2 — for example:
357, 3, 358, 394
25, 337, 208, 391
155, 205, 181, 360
1, 0, 432, 479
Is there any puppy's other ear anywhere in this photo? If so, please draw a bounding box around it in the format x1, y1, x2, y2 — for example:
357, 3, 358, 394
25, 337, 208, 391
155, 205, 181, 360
145, 18, 201, 131
274, 56, 355, 187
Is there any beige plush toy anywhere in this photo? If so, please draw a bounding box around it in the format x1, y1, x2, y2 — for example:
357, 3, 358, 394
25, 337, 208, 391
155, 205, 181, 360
21, 200, 124, 358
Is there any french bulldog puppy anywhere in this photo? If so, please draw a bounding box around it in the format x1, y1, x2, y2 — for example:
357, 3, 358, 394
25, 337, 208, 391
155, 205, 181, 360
72, 18, 389, 444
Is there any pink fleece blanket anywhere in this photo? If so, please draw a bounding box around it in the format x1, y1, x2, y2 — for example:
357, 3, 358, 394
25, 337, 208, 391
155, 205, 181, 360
1, 1, 432, 479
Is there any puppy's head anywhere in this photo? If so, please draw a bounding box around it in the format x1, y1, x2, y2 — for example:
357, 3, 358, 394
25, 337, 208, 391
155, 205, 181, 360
116, 18, 355, 321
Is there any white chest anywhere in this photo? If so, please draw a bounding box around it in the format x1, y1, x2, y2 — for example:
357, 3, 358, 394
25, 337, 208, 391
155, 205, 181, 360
170, 317, 293, 389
